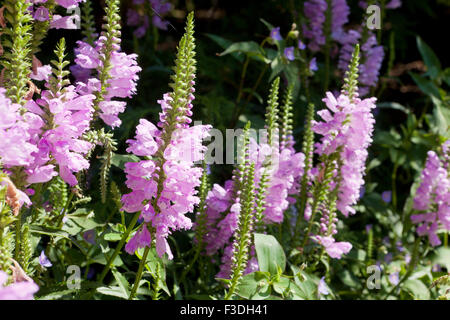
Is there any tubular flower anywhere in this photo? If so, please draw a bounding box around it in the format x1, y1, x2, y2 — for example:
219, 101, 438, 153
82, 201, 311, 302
411, 149, 450, 247
313, 91, 376, 216
122, 115, 211, 259
71, 38, 141, 128
25, 87, 95, 186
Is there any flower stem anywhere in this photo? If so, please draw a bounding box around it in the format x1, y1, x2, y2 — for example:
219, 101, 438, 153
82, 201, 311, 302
129, 246, 150, 300
98, 211, 141, 282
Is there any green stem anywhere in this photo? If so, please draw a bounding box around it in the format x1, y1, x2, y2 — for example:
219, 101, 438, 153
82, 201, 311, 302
179, 247, 200, 285
236, 56, 250, 103
392, 162, 398, 211
98, 211, 141, 282
14, 211, 22, 260
129, 246, 150, 300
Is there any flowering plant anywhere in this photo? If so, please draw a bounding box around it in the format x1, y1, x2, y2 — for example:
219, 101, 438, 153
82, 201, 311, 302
0, 0, 448, 301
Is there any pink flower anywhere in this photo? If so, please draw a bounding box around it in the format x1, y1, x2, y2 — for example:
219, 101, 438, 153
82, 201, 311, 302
315, 236, 352, 259
50, 14, 80, 29
0, 271, 39, 300
30, 65, 52, 82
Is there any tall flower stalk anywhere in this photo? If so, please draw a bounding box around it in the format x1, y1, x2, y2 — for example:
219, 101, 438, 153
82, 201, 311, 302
1, 0, 33, 105
119, 12, 211, 299
224, 122, 257, 300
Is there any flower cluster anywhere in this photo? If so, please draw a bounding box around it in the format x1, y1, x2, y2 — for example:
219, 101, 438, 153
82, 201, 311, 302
122, 108, 211, 259
302, 0, 350, 51
25, 86, 95, 186
71, 38, 141, 128
411, 147, 450, 246
0, 89, 40, 168
312, 91, 376, 216
336, 30, 384, 96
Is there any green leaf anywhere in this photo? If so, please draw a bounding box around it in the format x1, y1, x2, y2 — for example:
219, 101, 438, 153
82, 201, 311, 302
91, 252, 124, 267
254, 233, 286, 275
338, 269, 362, 289
260, 18, 275, 32
112, 269, 130, 297
377, 102, 410, 114
205, 33, 244, 63
62, 212, 103, 236
292, 269, 317, 300
96, 286, 129, 299
430, 96, 450, 137
272, 276, 291, 296
235, 271, 270, 299
269, 55, 283, 82
220, 41, 270, 63
410, 72, 440, 98
402, 279, 431, 300
431, 247, 450, 271
110, 153, 140, 170
29, 226, 71, 240
416, 37, 441, 80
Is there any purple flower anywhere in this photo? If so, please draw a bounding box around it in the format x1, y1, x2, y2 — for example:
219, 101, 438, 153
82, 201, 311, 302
83, 229, 96, 245
404, 253, 411, 264
270, 27, 283, 41
381, 190, 392, 203
284, 46, 295, 61
72, 36, 142, 128
39, 251, 52, 268
309, 57, 318, 72
298, 40, 306, 50
386, 0, 402, 9
432, 264, 442, 272
411, 148, 450, 247
337, 30, 384, 96
365, 224, 373, 233
33, 7, 49, 22
303, 0, 327, 51
318, 276, 330, 295
303, 0, 350, 51
359, 186, 366, 199
388, 272, 399, 285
